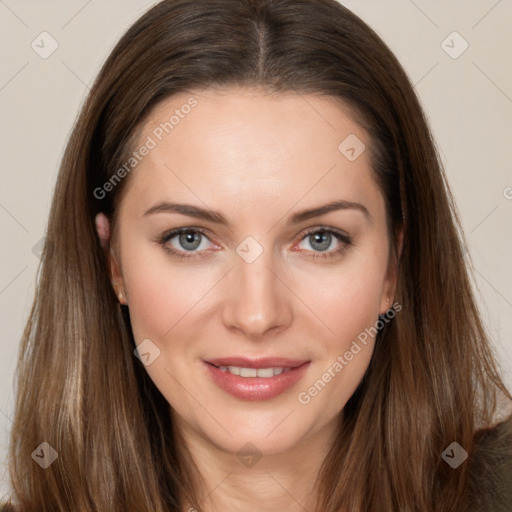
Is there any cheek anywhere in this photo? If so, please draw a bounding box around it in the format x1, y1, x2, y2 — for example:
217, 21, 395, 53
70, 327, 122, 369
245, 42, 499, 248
296, 273, 382, 415
294, 251, 387, 407
302, 256, 387, 348
120, 244, 213, 343
323, 275, 382, 345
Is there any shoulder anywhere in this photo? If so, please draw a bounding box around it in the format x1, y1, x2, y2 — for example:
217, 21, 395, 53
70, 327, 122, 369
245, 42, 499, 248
466, 414, 512, 511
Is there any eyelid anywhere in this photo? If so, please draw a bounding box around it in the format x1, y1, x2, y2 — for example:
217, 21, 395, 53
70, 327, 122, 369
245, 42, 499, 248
292, 226, 352, 254
159, 225, 352, 259
297, 225, 351, 242
159, 226, 219, 249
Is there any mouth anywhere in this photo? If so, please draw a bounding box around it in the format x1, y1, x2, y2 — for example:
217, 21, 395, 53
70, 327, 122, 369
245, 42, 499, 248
202, 357, 311, 401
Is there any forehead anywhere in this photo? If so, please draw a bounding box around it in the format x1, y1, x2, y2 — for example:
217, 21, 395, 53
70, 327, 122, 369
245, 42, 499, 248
119, 87, 384, 222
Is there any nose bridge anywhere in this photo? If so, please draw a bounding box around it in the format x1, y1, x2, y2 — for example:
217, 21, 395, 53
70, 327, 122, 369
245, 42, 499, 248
222, 238, 292, 337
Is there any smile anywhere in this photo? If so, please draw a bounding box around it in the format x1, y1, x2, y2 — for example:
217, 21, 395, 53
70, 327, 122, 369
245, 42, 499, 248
215, 366, 291, 377
202, 359, 311, 401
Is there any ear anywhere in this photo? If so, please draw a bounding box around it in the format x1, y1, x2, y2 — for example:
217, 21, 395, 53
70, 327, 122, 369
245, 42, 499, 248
95, 213, 127, 305
379, 224, 404, 315
95, 211, 111, 254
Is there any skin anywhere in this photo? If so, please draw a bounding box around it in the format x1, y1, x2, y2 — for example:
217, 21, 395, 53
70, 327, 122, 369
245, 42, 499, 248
96, 87, 402, 512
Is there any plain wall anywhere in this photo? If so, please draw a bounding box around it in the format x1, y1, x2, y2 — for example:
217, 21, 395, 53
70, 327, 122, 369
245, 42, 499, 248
1, 0, 511, 498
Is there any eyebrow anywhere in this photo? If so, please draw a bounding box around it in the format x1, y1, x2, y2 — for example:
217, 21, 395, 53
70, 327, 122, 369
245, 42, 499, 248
143, 200, 371, 225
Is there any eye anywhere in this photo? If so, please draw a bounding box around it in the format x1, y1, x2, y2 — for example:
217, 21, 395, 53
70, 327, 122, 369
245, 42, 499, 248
159, 228, 217, 260
295, 227, 352, 260
158, 226, 352, 262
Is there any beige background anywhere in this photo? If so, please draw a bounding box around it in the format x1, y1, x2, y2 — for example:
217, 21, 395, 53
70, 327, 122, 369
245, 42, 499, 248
1, 0, 511, 498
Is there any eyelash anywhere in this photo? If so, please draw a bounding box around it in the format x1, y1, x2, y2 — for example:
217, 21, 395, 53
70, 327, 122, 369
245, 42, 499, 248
158, 226, 352, 261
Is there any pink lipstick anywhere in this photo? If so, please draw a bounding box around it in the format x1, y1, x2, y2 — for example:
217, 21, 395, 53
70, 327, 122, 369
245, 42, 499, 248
203, 357, 310, 401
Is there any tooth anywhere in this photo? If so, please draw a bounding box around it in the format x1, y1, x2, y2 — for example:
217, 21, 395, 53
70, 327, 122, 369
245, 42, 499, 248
228, 366, 241, 375
216, 365, 292, 377
256, 368, 274, 378
240, 367, 258, 377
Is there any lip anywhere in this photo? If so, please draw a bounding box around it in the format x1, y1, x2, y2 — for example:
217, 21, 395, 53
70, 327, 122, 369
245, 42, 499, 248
202, 358, 311, 401
205, 357, 309, 369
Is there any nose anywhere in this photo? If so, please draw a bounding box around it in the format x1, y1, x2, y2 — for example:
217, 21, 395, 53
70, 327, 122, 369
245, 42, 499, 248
221, 249, 293, 339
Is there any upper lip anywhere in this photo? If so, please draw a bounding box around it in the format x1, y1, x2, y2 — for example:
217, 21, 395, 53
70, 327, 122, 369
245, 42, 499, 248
204, 357, 310, 369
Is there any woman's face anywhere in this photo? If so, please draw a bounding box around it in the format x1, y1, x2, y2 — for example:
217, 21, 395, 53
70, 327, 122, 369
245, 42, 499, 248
103, 87, 399, 456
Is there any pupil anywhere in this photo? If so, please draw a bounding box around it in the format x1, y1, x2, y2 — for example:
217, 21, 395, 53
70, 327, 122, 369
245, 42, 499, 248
311, 232, 330, 251
180, 231, 201, 250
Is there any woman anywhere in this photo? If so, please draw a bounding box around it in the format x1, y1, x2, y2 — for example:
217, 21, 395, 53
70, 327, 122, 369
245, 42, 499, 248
3, 0, 511, 510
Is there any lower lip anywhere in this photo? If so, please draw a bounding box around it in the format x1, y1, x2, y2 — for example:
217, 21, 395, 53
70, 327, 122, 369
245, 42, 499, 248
203, 361, 310, 401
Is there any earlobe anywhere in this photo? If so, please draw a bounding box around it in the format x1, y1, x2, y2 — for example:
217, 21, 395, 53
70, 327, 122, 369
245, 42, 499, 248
109, 246, 128, 305
380, 225, 404, 315
95, 212, 127, 305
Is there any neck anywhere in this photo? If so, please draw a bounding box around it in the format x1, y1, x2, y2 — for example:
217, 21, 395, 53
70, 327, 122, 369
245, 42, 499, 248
176, 415, 341, 512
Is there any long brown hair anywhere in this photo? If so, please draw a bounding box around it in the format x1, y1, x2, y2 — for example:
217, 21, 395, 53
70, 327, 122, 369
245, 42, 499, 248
4, 0, 511, 510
